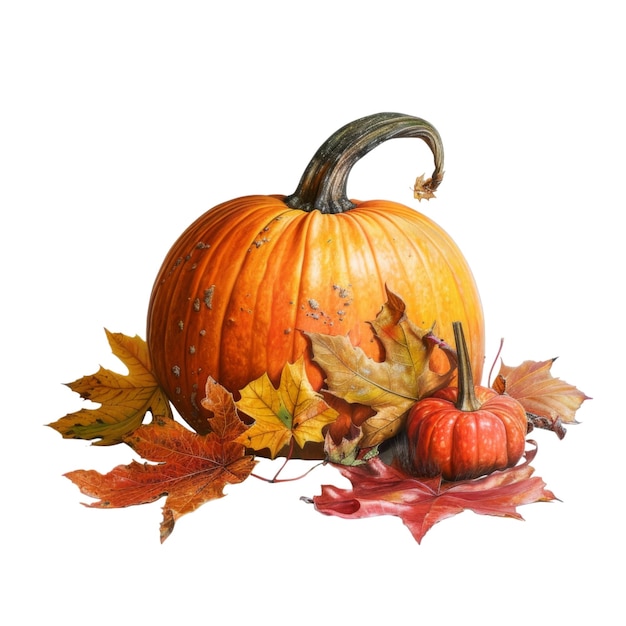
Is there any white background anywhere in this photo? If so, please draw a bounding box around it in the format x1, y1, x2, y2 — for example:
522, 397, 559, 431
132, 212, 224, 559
2, 1, 623, 624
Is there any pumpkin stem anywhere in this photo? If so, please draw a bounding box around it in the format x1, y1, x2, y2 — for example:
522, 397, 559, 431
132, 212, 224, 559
284, 112, 444, 214
453, 321, 482, 412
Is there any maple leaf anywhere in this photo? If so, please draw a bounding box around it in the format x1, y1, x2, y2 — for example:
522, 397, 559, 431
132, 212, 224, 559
65, 377, 256, 542
493, 359, 590, 437
48, 330, 172, 445
307, 288, 457, 449
324, 428, 381, 466
311, 443, 556, 543
235, 357, 339, 458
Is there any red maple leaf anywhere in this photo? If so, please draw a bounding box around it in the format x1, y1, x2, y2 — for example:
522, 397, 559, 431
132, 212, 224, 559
65, 377, 256, 542
311, 443, 557, 543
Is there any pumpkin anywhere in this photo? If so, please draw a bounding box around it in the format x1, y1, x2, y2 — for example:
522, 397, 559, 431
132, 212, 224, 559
146, 112, 485, 459
405, 321, 527, 480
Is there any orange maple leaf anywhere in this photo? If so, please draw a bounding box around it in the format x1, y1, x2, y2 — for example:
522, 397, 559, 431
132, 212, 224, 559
65, 377, 256, 542
493, 359, 590, 437
48, 330, 172, 445
307, 288, 457, 449
235, 357, 339, 458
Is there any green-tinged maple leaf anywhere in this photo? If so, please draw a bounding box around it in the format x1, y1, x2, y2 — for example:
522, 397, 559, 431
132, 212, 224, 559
65, 377, 256, 542
324, 427, 365, 466
307, 288, 457, 449
48, 330, 172, 445
311, 443, 557, 544
324, 426, 380, 466
493, 359, 590, 437
235, 357, 339, 458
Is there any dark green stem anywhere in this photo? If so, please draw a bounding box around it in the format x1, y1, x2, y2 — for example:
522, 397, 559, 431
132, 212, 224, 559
284, 112, 445, 214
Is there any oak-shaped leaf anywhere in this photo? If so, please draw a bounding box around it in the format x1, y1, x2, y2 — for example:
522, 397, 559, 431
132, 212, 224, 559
48, 330, 172, 445
235, 357, 339, 458
65, 377, 256, 542
307, 288, 457, 449
312, 443, 556, 544
493, 359, 590, 437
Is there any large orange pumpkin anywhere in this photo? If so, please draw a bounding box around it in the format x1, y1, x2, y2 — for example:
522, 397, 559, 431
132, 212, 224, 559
146, 113, 485, 458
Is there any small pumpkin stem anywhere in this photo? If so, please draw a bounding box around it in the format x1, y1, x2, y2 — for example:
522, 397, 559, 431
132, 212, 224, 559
284, 112, 444, 214
453, 321, 482, 412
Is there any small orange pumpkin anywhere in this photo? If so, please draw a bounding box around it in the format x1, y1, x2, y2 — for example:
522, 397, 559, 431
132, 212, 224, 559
406, 321, 527, 480
146, 113, 485, 458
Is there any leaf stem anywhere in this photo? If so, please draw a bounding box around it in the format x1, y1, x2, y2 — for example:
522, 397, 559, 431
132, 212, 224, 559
251, 460, 326, 483
270, 438, 295, 482
250, 439, 326, 483
274, 461, 326, 483
487, 337, 504, 388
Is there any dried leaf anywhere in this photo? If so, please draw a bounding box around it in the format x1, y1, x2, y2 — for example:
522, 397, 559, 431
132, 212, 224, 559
308, 288, 456, 449
413, 173, 438, 201
65, 377, 256, 542
493, 359, 590, 433
235, 357, 339, 458
48, 330, 172, 445
323, 425, 384, 466
312, 443, 556, 543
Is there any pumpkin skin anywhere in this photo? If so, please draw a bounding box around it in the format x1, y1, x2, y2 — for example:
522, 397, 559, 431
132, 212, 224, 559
146, 114, 485, 458
406, 385, 528, 481
405, 321, 526, 480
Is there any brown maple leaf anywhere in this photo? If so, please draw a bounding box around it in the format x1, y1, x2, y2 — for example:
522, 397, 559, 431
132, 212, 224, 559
493, 359, 590, 438
65, 377, 256, 542
311, 443, 556, 543
307, 288, 457, 450
235, 357, 339, 458
48, 330, 172, 445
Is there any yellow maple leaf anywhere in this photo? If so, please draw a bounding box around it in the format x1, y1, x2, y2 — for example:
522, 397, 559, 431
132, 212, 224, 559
48, 329, 172, 445
235, 357, 339, 458
308, 288, 457, 449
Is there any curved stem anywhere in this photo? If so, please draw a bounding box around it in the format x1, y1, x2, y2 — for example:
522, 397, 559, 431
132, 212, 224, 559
270, 438, 295, 482
284, 112, 444, 214
487, 337, 505, 388
453, 321, 482, 412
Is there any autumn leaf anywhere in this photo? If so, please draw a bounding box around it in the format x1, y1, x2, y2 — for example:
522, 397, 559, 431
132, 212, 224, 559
65, 377, 256, 542
48, 330, 172, 445
413, 173, 439, 201
307, 288, 456, 449
493, 359, 590, 437
323, 426, 366, 465
324, 427, 381, 466
311, 443, 556, 543
235, 357, 339, 458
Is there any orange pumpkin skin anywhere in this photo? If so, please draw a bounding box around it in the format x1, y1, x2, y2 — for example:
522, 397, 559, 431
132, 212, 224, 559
406, 386, 527, 481
146, 114, 485, 458
147, 196, 484, 437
